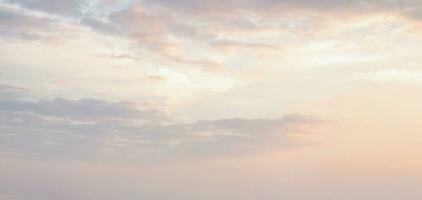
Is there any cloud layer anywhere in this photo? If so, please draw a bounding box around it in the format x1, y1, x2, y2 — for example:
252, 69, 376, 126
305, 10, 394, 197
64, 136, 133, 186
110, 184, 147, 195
0, 84, 319, 162
3, 0, 421, 70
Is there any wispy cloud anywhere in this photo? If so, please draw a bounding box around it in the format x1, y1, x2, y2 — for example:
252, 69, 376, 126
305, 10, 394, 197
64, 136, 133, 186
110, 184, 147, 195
0, 84, 320, 162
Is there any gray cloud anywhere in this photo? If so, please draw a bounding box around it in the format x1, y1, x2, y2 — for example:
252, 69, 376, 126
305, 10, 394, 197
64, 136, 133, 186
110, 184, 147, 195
5, 0, 422, 44
7, 0, 420, 17
6, 0, 87, 16
6, 0, 421, 70
0, 7, 55, 40
142, 0, 419, 14
80, 17, 119, 34
81, 6, 227, 70
0, 85, 30, 100
0, 84, 320, 162
76, 0, 422, 70
0, 85, 165, 121
0, 98, 166, 121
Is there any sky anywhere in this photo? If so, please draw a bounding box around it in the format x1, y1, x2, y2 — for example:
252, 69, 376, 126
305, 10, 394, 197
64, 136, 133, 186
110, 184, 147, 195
1, 0, 422, 199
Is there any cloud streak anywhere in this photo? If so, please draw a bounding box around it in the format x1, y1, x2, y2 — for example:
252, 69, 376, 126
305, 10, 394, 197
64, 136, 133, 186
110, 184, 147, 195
0, 84, 320, 162
3, 0, 421, 74
0, 5, 55, 40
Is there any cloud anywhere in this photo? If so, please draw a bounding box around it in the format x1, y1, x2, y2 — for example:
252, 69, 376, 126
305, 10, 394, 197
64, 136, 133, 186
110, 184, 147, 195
10, 0, 420, 20
76, 1, 422, 70
0, 84, 167, 122
142, 0, 420, 15
0, 85, 29, 100
5, 0, 420, 72
0, 98, 166, 121
81, 5, 228, 70
6, 0, 422, 43
6, 0, 87, 17
359, 69, 422, 85
80, 17, 119, 34
0, 6, 55, 40
0, 84, 320, 162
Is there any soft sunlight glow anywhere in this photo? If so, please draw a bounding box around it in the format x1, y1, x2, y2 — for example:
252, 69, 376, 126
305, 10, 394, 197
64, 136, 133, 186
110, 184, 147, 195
1, 0, 422, 199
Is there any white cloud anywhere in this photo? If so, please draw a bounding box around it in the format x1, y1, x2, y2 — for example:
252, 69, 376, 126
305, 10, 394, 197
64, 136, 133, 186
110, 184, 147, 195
362, 69, 422, 84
